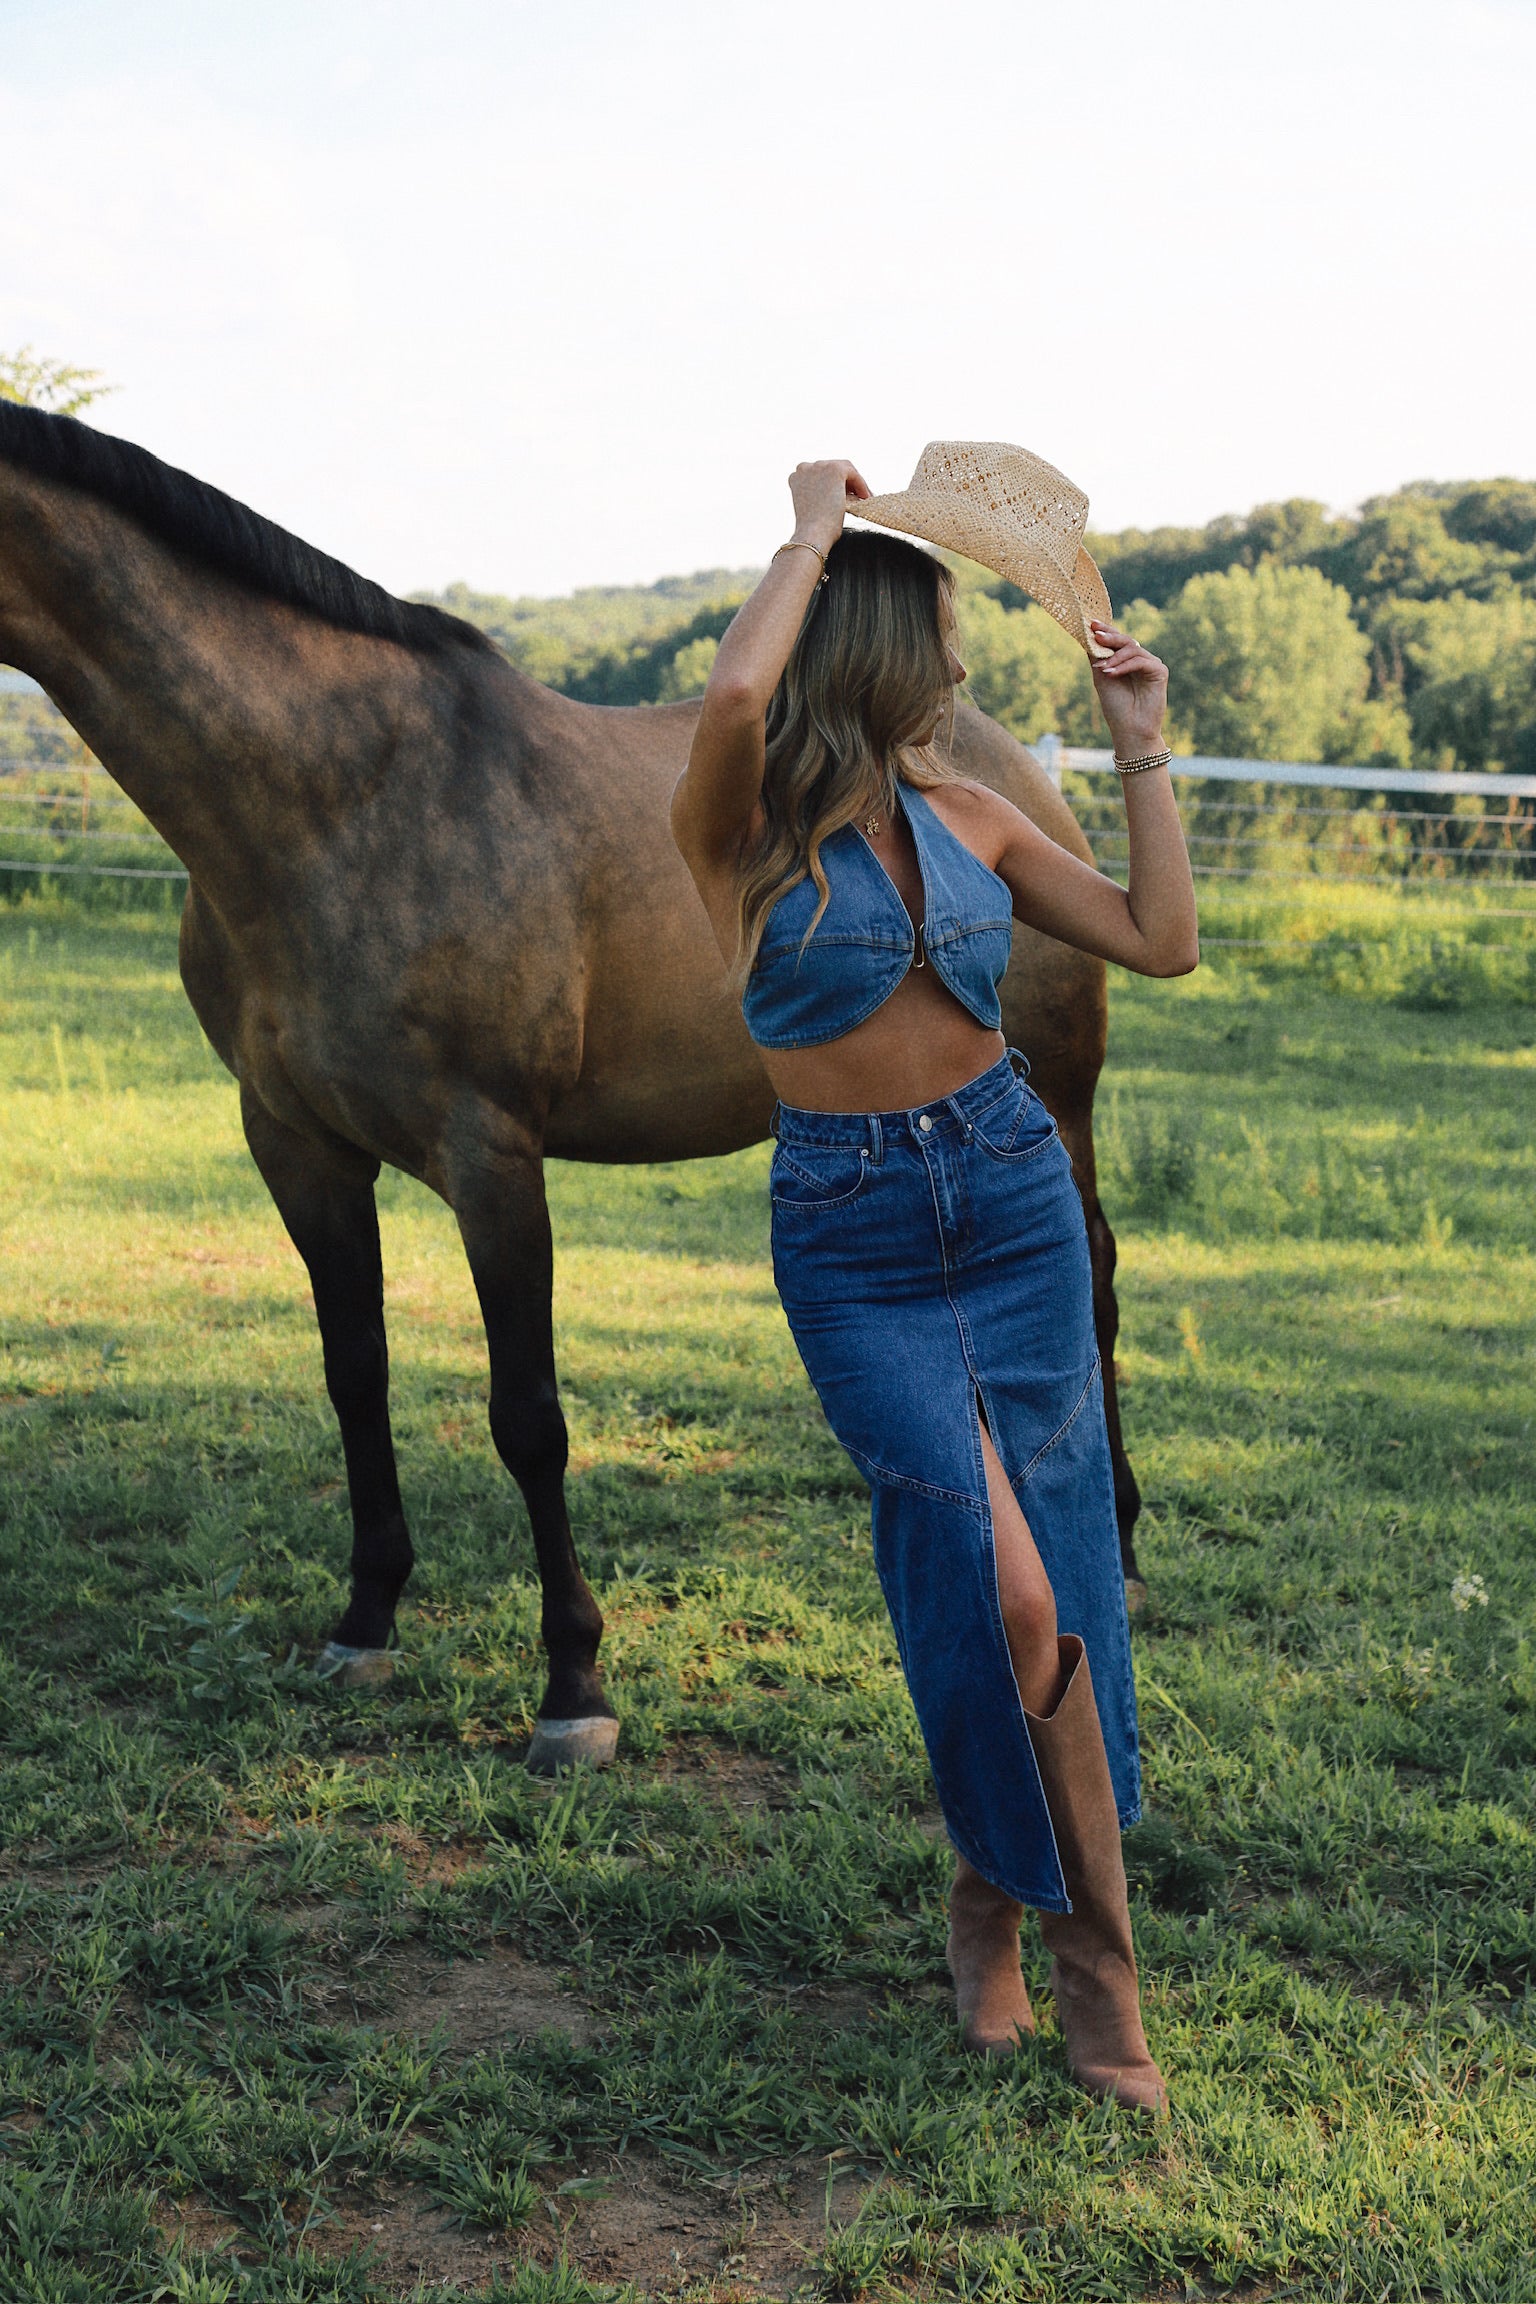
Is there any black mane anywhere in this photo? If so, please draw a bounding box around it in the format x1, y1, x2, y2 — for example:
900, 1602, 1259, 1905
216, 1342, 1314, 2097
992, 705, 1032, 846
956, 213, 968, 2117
0, 400, 493, 656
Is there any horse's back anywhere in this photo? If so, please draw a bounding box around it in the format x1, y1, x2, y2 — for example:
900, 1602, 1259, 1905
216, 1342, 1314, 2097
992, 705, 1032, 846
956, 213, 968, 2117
180, 654, 1107, 1172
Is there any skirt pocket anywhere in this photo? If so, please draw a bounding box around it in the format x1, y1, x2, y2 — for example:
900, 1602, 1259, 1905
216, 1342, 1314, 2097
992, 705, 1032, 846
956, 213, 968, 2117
769, 1140, 871, 1213
971, 1083, 1060, 1163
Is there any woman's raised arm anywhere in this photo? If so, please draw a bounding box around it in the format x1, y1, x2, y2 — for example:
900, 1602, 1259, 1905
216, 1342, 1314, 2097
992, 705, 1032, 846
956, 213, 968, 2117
992, 621, 1199, 978
670, 459, 868, 871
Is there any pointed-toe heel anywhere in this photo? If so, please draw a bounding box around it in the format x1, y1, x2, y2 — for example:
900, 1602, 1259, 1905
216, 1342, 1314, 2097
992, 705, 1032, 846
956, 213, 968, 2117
1025, 1636, 1168, 2114
946, 1851, 1037, 2056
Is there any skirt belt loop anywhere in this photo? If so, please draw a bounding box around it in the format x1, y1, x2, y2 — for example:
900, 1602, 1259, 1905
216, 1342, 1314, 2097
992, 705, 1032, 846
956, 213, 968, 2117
868, 1113, 884, 1165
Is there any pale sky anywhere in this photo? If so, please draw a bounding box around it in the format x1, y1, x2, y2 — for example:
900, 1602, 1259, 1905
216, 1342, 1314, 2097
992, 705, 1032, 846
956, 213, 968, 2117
2, 0, 1531, 598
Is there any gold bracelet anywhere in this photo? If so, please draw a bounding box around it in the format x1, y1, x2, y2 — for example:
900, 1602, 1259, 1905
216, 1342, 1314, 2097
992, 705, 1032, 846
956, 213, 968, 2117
1114, 747, 1172, 775
774, 538, 829, 582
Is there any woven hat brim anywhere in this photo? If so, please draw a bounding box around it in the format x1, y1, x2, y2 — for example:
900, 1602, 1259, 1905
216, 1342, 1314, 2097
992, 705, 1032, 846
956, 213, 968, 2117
849, 491, 1112, 659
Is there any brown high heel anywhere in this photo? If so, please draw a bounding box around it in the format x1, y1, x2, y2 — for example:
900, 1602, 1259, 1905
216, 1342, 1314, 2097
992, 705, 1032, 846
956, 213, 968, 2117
946, 1851, 1037, 2055
1025, 1636, 1168, 2113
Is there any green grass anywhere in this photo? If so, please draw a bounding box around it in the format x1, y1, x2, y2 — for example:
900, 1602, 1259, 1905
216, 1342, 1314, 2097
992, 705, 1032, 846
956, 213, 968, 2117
1, 886, 1534, 2301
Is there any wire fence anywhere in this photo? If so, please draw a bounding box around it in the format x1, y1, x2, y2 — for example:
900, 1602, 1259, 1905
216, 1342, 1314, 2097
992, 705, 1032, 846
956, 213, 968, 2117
1030, 741, 1536, 947
6, 747, 1536, 935
0, 759, 189, 881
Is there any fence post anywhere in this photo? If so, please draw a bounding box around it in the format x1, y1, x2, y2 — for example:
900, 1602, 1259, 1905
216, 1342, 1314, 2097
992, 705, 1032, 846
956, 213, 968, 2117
1034, 732, 1062, 788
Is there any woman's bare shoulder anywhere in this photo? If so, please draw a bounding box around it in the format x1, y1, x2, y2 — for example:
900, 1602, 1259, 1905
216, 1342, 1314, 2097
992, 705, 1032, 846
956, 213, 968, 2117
921, 777, 1034, 858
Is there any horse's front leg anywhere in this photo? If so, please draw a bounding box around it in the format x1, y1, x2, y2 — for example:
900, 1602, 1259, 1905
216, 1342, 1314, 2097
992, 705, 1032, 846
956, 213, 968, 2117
449, 1141, 616, 1773
240, 1089, 414, 1673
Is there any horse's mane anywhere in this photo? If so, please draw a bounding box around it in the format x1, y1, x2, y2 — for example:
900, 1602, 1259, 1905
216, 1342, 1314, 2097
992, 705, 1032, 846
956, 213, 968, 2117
0, 401, 494, 657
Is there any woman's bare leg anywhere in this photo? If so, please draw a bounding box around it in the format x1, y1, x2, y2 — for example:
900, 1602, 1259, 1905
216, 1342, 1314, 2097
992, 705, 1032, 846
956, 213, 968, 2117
974, 1423, 1166, 2107
979, 1417, 1066, 1715
946, 1414, 1064, 2052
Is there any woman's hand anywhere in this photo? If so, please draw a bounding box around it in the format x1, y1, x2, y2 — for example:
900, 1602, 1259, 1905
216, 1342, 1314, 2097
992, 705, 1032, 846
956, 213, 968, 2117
788, 459, 870, 555
1089, 620, 1169, 759
991, 610, 1196, 975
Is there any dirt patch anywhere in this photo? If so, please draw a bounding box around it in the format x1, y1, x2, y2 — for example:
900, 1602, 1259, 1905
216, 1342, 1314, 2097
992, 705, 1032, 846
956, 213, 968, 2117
655, 1738, 801, 1813
303, 2180, 512, 2294
373, 1820, 489, 1886
161, 2186, 516, 2295
0, 1850, 125, 1892
532, 2147, 861, 2299
157, 2155, 864, 2300
156, 2196, 249, 2264
782, 1977, 891, 2037
309, 2150, 861, 2301
359, 1941, 600, 2056
267, 1943, 870, 2296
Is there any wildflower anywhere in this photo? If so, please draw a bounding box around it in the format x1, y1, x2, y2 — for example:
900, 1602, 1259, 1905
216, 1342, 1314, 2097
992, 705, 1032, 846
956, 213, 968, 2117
1450, 1573, 1489, 1613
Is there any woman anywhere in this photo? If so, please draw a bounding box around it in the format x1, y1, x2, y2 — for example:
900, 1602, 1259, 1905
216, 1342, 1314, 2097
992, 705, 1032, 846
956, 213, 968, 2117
671, 452, 1196, 2112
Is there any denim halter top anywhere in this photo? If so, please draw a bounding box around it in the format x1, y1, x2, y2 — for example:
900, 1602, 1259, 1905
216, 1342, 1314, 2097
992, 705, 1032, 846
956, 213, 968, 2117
742, 783, 1014, 1051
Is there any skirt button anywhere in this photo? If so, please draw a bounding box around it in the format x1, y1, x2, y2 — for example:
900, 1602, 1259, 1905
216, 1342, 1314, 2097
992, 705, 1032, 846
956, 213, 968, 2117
918, 1113, 934, 1132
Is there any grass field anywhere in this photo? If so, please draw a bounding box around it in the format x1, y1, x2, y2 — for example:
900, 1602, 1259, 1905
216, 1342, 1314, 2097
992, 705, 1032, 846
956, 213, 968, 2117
1, 887, 1534, 2303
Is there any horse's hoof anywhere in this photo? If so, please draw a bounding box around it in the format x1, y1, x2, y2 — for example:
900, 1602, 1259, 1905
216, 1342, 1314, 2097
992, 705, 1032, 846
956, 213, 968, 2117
526, 1715, 620, 1774
317, 1641, 395, 1686
1124, 1577, 1149, 1616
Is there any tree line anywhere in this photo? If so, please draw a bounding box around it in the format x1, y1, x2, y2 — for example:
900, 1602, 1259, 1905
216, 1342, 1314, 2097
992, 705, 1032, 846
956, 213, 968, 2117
418, 478, 1536, 774
3, 348, 1530, 775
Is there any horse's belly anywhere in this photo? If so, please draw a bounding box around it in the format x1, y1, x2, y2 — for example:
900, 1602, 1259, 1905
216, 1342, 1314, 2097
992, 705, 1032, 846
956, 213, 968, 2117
545, 1029, 775, 1163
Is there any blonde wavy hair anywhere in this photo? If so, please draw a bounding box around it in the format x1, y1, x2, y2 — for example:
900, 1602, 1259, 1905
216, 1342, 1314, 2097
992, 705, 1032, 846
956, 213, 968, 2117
734, 529, 958, 978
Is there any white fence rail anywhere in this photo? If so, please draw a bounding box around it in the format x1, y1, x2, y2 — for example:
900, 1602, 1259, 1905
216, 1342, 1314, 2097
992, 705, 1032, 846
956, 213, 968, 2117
1028, 738, 1536, 921
1034, 736, 1536, 801
3, 748, 1536, 904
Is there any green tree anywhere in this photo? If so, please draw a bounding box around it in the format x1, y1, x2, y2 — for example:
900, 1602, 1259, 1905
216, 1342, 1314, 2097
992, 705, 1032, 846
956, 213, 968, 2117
1155, 562, 1411, 764
1241, 498, 1345, 565
0, 346, 114, 416
1325, 492, 1487, 609
657, 634, 719, 701
411, 474, 1536, 754
1442, 478, 1536, 557
1375, 591, 1536, 771
1091, 498, 1350, 612
419, 576, 752, 700
956, 592, 1099, 745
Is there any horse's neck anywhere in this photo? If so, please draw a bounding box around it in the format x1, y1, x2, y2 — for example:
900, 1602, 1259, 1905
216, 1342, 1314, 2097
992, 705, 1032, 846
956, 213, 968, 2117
0, 464, 417, 897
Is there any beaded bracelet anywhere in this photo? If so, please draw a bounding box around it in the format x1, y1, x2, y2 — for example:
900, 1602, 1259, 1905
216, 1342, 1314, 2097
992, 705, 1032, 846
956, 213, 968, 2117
1114, 747, 1173, 775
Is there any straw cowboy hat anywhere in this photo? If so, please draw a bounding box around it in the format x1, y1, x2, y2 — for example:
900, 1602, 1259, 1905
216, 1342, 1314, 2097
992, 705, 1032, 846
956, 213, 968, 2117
847, 442, 1113, 659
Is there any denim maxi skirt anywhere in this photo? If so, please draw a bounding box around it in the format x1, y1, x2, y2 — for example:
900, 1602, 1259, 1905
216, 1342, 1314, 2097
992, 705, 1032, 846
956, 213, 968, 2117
770, 1051, 1141, 1912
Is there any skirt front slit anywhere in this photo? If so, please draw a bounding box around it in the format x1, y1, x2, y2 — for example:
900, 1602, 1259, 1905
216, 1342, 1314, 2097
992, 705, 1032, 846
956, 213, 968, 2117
770, 1052, 1140, 1912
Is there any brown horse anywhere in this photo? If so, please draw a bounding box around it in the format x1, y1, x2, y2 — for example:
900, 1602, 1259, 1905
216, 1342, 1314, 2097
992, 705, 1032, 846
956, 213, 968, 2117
0, 403, 1142, 1767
